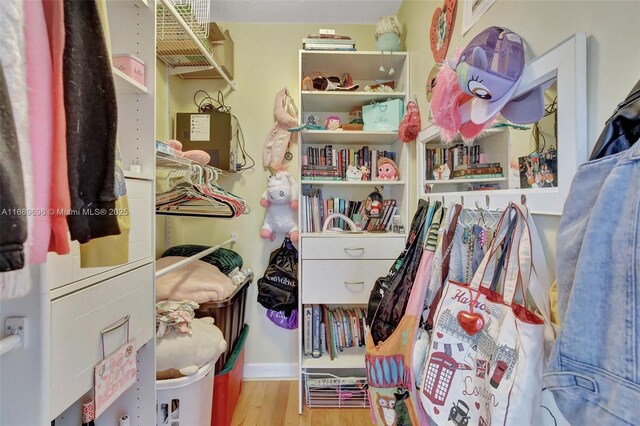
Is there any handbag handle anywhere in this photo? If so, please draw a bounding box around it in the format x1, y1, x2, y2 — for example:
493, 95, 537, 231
470, 205, 530, 305
322, 213, 358, 232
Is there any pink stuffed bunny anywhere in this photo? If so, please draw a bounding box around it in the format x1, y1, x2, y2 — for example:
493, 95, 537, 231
263, 88, 298, 171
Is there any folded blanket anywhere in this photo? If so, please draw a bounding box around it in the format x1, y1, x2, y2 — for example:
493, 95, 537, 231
161, 245, 243, 275
156, 257, 236, 303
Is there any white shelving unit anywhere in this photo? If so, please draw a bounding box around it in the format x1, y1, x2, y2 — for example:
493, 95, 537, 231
297, 49, 410, 413
417, 125, 514, 200
0, 2, 156, 425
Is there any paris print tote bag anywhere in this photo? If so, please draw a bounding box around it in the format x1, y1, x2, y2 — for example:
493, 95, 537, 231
419, 204, 546, 426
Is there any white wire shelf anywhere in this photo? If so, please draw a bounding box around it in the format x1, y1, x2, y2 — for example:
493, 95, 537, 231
156, 0, 236, 87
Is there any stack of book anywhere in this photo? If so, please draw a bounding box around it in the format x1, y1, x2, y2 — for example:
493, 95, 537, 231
304, 305, 369, 360
303, 34, 355, 51
302, 145, 396, 181
451, 163, 503, 179
300, 188, 398, 233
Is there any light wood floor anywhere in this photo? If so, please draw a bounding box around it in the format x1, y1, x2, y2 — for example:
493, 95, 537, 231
231, 381, 373, 426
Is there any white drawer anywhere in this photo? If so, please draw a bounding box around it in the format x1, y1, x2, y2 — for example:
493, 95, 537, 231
50, 264, 154, 418
301, 236, 405, 260
46, 179, 153, 290
302, 259, 391, 304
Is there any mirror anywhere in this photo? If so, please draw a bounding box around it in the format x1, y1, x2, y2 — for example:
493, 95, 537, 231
420, 33, 587, 215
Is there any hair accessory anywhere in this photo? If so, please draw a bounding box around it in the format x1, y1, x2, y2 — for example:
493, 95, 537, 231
451, 26, 545, 125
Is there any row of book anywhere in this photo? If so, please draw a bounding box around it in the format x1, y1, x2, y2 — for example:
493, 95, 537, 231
301, 188, 398, 233
451, 163, 503, 178
302, 145, 396, 181
425, 144, 483, 180
303, 305, 369, 360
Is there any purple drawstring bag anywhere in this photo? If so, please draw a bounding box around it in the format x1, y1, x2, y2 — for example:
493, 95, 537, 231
267, 309, 298, 330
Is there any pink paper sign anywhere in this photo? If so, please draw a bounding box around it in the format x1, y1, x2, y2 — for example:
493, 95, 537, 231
94, 340, 137, 418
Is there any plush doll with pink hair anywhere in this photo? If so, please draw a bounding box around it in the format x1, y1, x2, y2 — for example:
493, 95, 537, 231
260, 171, 299, 243
398, 101, 421, 142
263, 88, 298, 171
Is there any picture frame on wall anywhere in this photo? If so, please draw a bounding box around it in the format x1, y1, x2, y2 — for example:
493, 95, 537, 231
461, 0, 497, 35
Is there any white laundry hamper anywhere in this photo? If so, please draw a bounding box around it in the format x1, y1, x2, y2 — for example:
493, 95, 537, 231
156, 362, 214, 426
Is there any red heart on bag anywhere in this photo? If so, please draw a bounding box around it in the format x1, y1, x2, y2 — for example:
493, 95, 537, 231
434, 407, 440, 415
429, 0, 457, 62
457, 310, 485, 336
437, 332, 444, 339
475, 402, 481, 409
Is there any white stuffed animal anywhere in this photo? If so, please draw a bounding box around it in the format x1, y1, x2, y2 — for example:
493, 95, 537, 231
156, 317, 227, 378
260, 171, 299, 243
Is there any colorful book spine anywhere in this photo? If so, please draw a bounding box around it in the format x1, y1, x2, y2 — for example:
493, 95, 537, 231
312, 304, 321, 358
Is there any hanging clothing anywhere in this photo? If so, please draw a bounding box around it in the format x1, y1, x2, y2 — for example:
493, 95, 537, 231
63, 0, 119, 243
0, 64, 27, 273
589, 79, 640, 160
366, 202, 441, 426
548, 139, 640, 425
79, 0, 130, 268
0, 0, 33, 299
25, 0, 54, 263
43, 0, 71, 255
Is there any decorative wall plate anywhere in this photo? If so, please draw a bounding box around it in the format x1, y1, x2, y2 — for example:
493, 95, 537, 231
430, 0, 457, 62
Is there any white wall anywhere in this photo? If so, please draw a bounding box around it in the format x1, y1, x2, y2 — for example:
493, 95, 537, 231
398, 0, 640, 275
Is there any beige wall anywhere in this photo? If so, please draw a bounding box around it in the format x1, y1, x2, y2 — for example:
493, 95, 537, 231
398, 0, 640, 274
156, 23, 377, 374
156, 3, 640, 374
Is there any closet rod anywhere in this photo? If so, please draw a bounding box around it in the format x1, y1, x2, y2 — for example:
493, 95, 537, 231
155, 233, 237, 278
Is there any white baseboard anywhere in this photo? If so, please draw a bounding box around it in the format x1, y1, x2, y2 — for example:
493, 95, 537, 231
243, 362, 298, 380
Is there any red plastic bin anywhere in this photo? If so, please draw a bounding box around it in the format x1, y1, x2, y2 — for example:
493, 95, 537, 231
212, 324, 249, 426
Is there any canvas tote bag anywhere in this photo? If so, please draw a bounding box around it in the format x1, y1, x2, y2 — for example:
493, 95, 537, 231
365, 203, 442, 426
419, 204, 547, 426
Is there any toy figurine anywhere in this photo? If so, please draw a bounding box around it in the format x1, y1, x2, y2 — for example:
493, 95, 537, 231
325, 115, 342, 130
433, 163, 451, 180
346, 164, 363, 181
376, 157, 400, 181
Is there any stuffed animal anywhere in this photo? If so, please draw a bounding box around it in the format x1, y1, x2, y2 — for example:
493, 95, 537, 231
325, 115, 342, 130
263, 88, 298, 171
346, 164, 363, 181
377, 157, 400, 181
433, 163, 451, 180
398, 101, 421, 142
260, 171, 299, 243
165, 139, 211, 165
156, 312, 227, 379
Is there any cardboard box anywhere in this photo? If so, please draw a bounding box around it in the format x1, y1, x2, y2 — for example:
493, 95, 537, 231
174, 111, 233, 170
209, 28, 234, 80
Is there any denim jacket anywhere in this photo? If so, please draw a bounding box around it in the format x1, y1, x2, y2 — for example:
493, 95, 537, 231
547, 139, 640, 425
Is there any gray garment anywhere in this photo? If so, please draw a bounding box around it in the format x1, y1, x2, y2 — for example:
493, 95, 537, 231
546, 139, 640, 425
0, 62, 26, 271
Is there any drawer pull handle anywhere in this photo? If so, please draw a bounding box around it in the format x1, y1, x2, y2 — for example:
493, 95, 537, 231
344, 281, 365, 285
101, 315, 130, 358
343, 247, 365, 252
